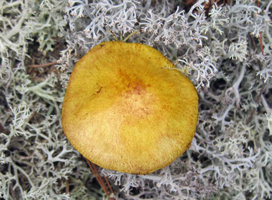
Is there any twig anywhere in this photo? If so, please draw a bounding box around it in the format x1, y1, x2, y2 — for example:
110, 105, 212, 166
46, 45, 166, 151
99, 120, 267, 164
104, 175, 114, 195
85, 159, 114, 200
110, 30, 119, 41
66, 178, 69, 194
260, 32, 264, 55
123, 31, 140, 42
27, 61, 58, 68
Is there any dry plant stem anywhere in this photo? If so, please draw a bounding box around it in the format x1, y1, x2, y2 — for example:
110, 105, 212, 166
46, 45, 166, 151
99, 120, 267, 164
246, 82, 267, 125
110, 30, 119, 41
260, 32, 264, 55
85, 159, 114, 200
110, 30, 139, 42
249, 33, 256, 50
104, 175, 114, 195
66, 178, 69, 194
123, 31, 140, 42
27, 61, 58, 68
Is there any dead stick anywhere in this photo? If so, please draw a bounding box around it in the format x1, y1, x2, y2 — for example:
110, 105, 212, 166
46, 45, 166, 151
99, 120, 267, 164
90, 162, 111, 199
85, 159, 113, 200
66, 178, 69, 194
260, 32, 264, 55
104, 175, 114, 195
27, 61, 58, 68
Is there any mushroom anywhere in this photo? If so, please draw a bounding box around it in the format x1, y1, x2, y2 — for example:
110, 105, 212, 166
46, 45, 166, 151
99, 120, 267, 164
62, 41, 198, 175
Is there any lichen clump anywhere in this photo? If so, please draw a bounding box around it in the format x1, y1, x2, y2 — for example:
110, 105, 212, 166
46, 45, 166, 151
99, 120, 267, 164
1, 0, 272, 199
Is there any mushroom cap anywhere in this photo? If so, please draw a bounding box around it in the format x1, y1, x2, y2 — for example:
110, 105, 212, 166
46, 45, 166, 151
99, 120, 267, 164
62, 41, 198, 175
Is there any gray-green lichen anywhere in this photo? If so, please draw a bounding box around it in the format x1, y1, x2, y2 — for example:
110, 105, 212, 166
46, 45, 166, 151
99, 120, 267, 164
0, 0, 271, 199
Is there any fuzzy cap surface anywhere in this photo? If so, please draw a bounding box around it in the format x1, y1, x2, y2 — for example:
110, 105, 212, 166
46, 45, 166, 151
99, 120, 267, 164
62, 41, 199, 174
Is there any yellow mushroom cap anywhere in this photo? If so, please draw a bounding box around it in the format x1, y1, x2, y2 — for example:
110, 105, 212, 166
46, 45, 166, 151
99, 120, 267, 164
62, 41, 198, 175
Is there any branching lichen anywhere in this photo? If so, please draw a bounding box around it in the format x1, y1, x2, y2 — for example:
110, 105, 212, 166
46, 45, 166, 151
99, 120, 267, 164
0, 0, 272, 199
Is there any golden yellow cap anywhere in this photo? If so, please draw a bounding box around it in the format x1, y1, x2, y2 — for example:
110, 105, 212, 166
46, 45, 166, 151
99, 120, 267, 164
62, 41, 198, 174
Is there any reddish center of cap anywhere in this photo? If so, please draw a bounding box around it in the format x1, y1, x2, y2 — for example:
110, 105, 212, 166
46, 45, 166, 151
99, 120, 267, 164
117, 82, 156, 119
